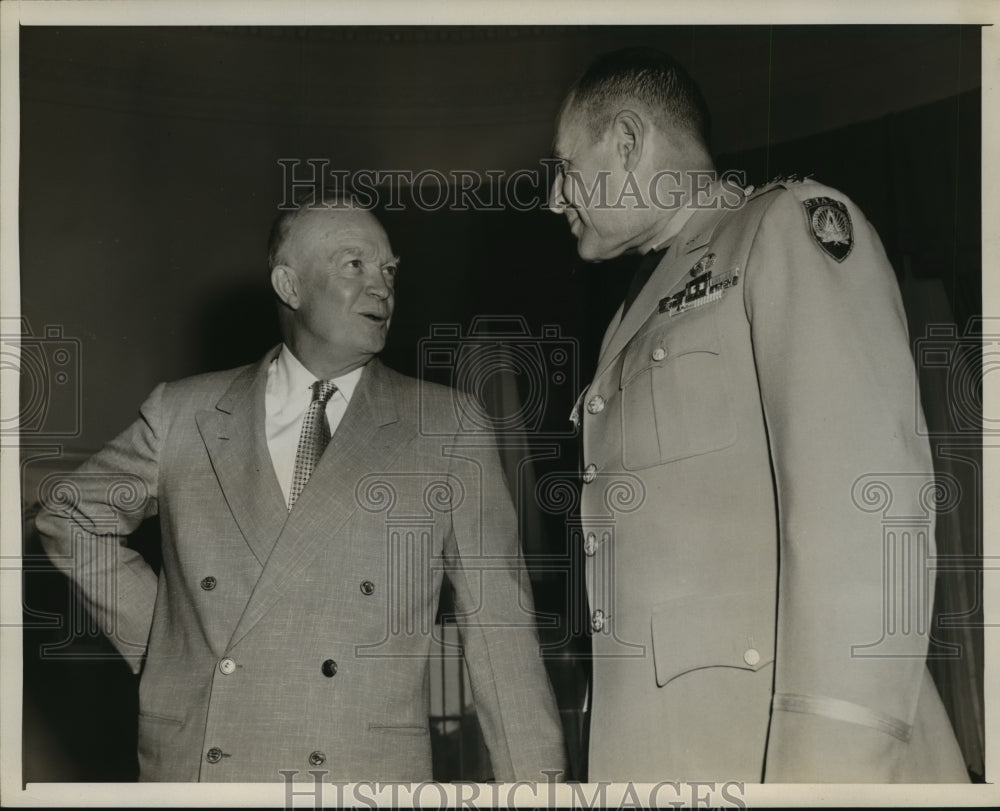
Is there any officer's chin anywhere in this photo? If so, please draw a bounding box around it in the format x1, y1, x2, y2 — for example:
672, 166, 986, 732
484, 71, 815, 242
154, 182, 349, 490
575, 236, 617, 264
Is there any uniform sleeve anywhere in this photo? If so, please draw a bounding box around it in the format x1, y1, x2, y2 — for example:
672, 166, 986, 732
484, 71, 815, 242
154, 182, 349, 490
442, 395, 567, 782
743, 188, 936, 781
33, 384, 165, 673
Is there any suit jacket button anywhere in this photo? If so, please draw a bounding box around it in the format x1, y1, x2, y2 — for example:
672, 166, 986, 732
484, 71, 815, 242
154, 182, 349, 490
582, 464, 597, 484
360, 580, 376, 596
584, 533, 598, 556
219, 657, 236, 675
591, 609, 605, 632
651, 347, 666, 362
205, 747, 223, 764
321, 659, 338, 678
743, 648, 761, 666
309, 751, 326, 767
587, 395, 605, 414
200, 576, 217, 591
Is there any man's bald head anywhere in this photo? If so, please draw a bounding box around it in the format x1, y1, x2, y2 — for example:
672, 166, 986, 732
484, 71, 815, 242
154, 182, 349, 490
267, 194, 363, 271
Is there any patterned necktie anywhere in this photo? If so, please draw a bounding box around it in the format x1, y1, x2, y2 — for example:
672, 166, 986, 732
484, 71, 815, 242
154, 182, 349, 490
288, 379, 338, 509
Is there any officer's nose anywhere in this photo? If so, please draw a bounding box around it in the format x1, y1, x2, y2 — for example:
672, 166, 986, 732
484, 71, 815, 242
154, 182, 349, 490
549, 172, 567, 215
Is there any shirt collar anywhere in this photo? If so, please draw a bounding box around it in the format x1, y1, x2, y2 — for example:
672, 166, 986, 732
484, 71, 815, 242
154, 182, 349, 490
646, 204, 698, 253
273, 344, 364, 404
645, 177, 737, 253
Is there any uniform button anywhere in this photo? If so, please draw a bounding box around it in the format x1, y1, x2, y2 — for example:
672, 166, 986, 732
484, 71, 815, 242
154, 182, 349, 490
321, 659, 338, 678
219, 657, 236, 675
360, 580, 375, 596
587, 395, 605, 414
584, 533, 598, 556
200, 576, 217, 591
743, 648, 761, 666
205, 747, 223, 764
309, 751, 326, 767
582, 464, 597, 484
591, 609, 605, 632
651, 347, 666, 362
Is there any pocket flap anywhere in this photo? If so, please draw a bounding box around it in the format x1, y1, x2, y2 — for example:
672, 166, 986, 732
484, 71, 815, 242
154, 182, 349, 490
368, 722, 429, 735
651, 590, 775, 687
138, 710, 184, 726
620, 312, 721, 389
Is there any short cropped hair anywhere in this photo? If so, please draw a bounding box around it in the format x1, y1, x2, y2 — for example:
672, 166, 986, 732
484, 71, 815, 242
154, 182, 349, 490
266, 190, 359, 270
567, 47, 711, 146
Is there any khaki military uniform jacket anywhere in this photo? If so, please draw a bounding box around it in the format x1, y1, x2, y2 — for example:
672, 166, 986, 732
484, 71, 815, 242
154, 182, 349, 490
576, 180, 967, 782
35, 353, 566, 782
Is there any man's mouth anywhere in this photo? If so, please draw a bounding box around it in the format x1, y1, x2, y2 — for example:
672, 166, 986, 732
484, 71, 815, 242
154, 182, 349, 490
360, 313, 388, 324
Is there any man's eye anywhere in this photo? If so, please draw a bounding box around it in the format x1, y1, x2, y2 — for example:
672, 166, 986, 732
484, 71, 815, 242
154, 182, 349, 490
345, 259, 363, 269
383, 265, 398, 277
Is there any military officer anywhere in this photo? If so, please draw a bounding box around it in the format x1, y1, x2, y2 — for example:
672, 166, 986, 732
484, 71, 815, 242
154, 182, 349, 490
549, 47, 968, 782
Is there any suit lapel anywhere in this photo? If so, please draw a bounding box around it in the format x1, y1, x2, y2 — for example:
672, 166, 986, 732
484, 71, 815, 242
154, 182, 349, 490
593, 205, 731, 383
196, 347, 287, 566
226, 358, 412, 649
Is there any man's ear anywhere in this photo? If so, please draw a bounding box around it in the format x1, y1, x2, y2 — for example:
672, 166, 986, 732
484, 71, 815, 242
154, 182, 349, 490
270, 265, 301, 309
612, 109, 644, 171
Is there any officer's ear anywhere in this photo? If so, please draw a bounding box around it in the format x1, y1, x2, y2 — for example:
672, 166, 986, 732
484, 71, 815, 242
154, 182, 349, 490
612, 109, 644, 171
271, 264, 302, 310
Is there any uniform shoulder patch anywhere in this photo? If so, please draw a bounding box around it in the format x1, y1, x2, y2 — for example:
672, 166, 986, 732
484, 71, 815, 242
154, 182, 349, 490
803, 196, 853, 262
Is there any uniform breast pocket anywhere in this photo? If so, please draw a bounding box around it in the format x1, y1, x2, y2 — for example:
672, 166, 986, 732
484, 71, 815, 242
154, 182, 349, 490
619, 309, 736, 469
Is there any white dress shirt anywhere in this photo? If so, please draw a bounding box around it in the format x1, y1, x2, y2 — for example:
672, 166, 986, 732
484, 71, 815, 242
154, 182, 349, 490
264, 345, 363, 506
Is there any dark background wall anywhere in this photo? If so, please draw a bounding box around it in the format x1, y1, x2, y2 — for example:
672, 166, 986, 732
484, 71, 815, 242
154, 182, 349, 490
18, 25, 980, 452
16, 24, 983, 783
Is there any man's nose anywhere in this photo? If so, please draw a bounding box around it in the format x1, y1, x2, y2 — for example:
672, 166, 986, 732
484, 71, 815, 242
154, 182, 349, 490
367, 272, 391, 300
549, 173, 567, 214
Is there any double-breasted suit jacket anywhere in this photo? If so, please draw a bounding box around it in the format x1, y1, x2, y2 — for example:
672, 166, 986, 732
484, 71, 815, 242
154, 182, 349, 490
35, 351, 566, 782
575, 180, 967, 782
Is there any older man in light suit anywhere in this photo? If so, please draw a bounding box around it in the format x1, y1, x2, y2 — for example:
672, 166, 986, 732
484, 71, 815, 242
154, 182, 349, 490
548, 47, 967, 782
35, 199, 566, 782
